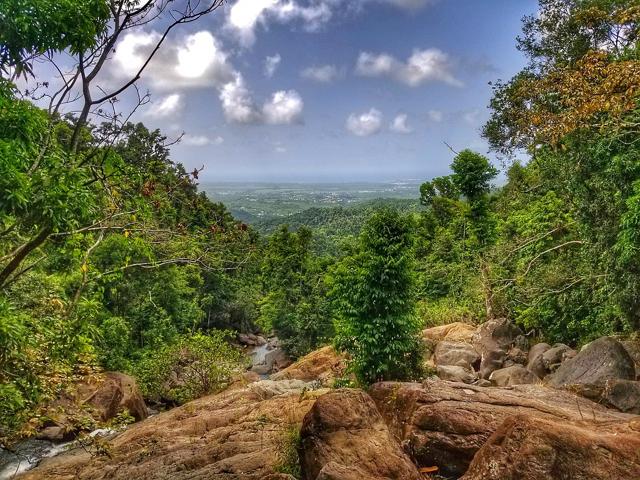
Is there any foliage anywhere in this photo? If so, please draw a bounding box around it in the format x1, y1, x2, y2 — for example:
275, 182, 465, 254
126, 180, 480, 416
330, 209, 423, 385
134, 331, 246, 405
274, 424, 302, 478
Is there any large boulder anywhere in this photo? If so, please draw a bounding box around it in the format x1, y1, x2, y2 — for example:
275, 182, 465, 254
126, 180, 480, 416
84, 372, 148, 422
541, 343, 575, 372
422, 322, 476, 343
299, 389, 422, 480
369, 380, 636, 478
622, 339, 640, 379
461, 415, 640, 480
547, 337, 635, 388
271, 346, 346, 384
489, 365, 538, 387
20, 381, 329, 480
526, 342, 551, 378
433, 341, 480, 369
472, 318, 523, 379
436, 365, 478, 384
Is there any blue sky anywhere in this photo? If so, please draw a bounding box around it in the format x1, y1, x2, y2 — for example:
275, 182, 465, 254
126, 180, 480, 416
108, 0, 538, 182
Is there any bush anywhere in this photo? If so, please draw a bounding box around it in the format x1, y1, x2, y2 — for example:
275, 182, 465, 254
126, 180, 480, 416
134, 331, 246, 404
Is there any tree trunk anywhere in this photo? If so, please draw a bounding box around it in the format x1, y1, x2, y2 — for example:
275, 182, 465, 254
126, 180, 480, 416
0, 226, 52, 289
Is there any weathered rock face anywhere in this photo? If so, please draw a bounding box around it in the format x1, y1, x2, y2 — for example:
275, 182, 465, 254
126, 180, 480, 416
436, 365, 478, 384
548, 336, 636, 388
20, 381, 328, 480
422, 322, 476, 343
489, 365, 538, 387
271, 346, 346, 384
299, 389, 422, 480
472, 318, 523, 379
433, 341, 480, 369
622, 339, 640, 380
237, 333, 267, 347
526, 342, 551, 378
35, 372, 147, 441
369, 380, 636, 478
461, 415, 640, 480
541, 343, 576, 372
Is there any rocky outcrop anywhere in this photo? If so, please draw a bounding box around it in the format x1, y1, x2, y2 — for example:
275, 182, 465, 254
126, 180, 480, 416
433, 341, 479, 369
472, 318, 523, 379
36, 372, 147, 441
436, 365, 477, 384
548, 337, 636, 387
461, 414, 640, 479
271, 346, 346, 384
299, 389, 422, 480
541, 343, 575, 372
622, 339, 640, 380
489, 365, 538, 386
20, 380, 328, 480
422, 322, 476, 343
369, 380, 636, 478
526, 342, 551, 378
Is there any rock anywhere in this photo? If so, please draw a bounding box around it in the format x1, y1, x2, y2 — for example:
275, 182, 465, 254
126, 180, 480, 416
433, 341, 480, 369
489, 365, 538, 386
262, 475, 298, 480
271, 346, 346, 384
622, 339, 640, 379
541, 343, 575, 372
248, 379, 312, 399
21, 381, 329, 480
369, 380, 636, 478
526, 342, 551, 378
299, 389, 422, 480
547, 337, 636, 388
436, 365, 478, 384
85, 372, 148, 421
35, 426, 68, 442
264, 348, 293, 372
461, 414, 640, 480
602, 379, 640, 414
238, 333, 267, 346
422, 322, 476, 343
506, 347, 527, 365
472, 318, 522, 379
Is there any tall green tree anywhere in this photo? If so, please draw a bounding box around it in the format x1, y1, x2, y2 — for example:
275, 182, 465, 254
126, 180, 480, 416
330, 209, 423, 384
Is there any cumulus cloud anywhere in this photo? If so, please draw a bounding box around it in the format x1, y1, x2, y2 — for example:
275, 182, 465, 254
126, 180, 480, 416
182, 134, 224, 146
346, 108, 383, 137
227, 0, 332, 46
300, 64, 341, 83
390, 113, 413, 133
356, 48, 462, 87
219, 75, 260, 124
428, 109, 444, 122
146, 93, 183, 118
264, 53, 282, 77
382, 0, 437, 10
112, 30, 235, 90
263, 90, 304, 125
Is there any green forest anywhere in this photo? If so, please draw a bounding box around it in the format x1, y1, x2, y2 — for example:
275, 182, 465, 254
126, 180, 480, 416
1, 0, 639, 445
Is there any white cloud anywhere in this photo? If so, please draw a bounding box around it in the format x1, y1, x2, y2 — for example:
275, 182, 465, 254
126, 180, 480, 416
462, 109, 481, 125
382, 0, 437, 10
356, 48, 462, 87
263, 90, 304, 125
390, 113, 413, 133
182, 134, 224, 146
264, 53, 282, 77
346, 108, 383, 137
428, 109, 443, 122
300, 64, 341, 83
146, 93, 183, 118
112, 30, 235, 90
227, 0, 332, 46
219, 75, 260, 124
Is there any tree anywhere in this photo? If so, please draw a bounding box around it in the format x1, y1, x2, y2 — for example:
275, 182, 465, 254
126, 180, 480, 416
330, 209, 423, 384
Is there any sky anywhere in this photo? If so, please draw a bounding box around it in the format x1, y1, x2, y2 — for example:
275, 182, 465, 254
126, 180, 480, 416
57, 0, 541, 182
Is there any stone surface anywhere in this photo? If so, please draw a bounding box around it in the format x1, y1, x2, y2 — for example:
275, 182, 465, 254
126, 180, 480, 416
472, 318, 523, 379
461, 414, 640, 480
548, 336, 636, 388
622, 339, 640, 379
237, 333, 267, 346
541, 343, 575, 372
436, 365, 478, 384
20, 381, 328, 480
369, 380, 636, 478
271, 346, 346, 384
505, 347, 527, 366
489, 365, 538, 387
526, 342, 551, 378
422, 322, 476, 343
299, 389, 422, 480
433, 341, 480, 369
